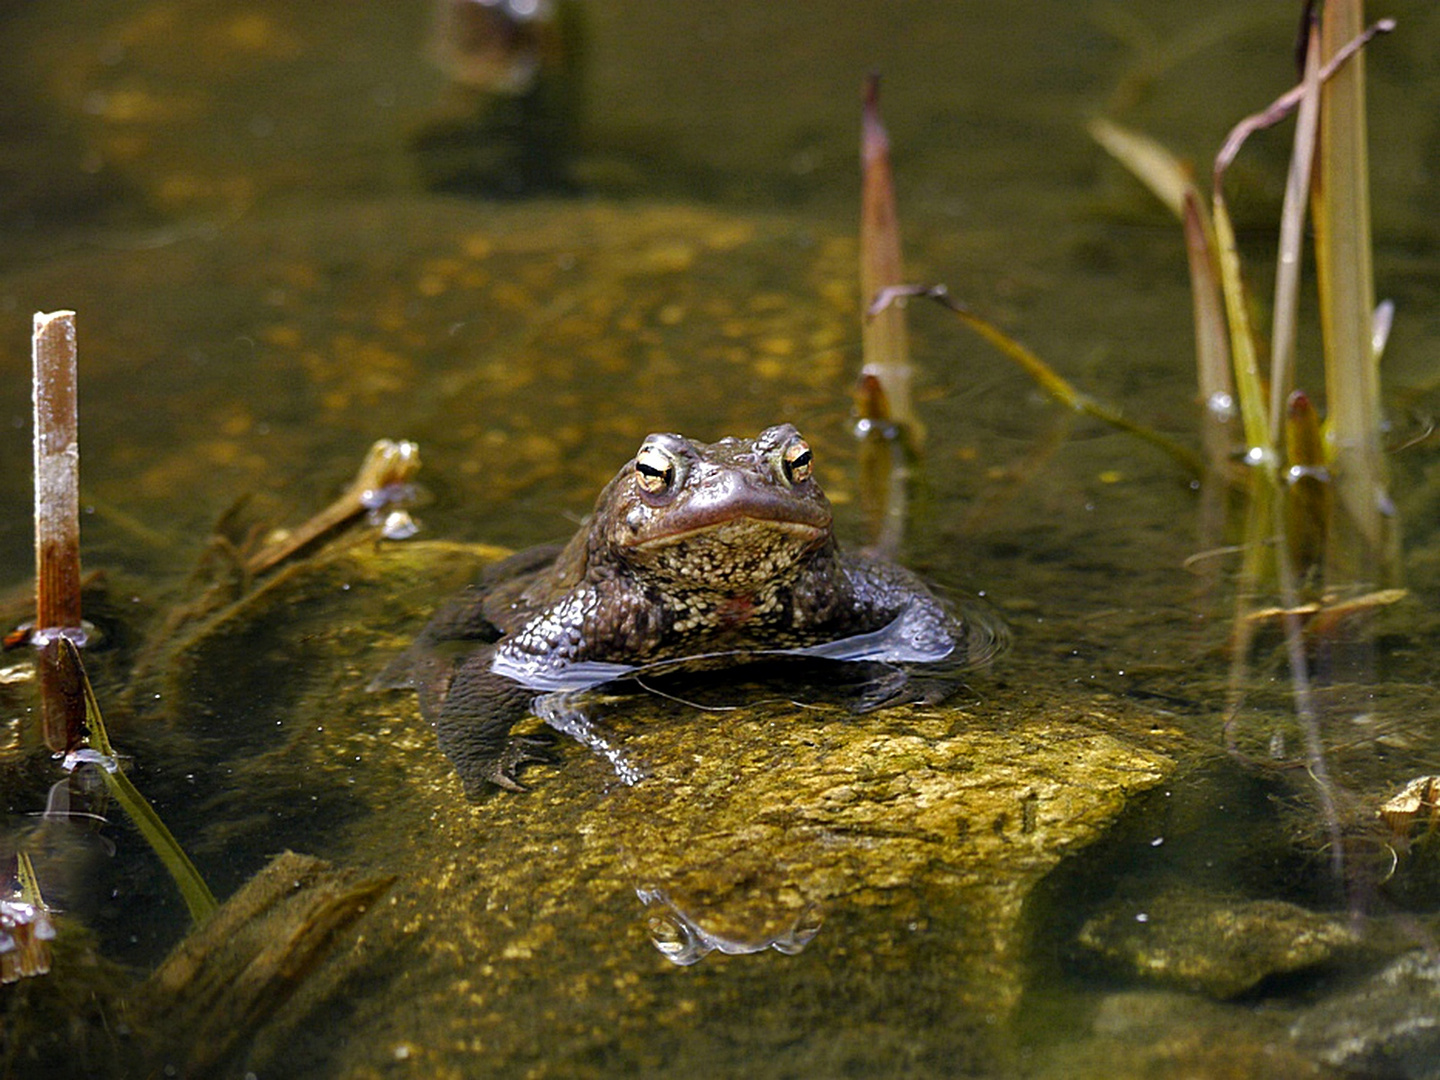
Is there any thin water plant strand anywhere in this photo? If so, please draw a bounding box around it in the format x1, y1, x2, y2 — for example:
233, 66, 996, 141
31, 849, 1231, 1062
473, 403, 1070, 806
871, 284, 1204, 477
60, 637, 219, 924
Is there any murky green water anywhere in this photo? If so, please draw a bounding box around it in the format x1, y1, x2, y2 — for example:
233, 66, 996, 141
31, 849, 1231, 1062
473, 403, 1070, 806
3, 2, 1440, 1077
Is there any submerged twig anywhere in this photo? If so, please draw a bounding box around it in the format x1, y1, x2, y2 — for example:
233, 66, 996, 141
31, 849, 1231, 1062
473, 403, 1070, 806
243, 438, 421, 577
138, 851, 394, 1076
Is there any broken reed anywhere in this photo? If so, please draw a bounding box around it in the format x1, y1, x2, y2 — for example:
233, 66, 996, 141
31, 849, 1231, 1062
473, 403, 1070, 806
32, 311, 81, 633
32, 310, 86, 753
856, 74, 916, 561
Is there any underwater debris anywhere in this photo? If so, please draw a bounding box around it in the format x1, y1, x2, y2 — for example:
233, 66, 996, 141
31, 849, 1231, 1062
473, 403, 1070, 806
136, 851, 394, 1076
244, 438, 422, 577
1, 853, 56, 984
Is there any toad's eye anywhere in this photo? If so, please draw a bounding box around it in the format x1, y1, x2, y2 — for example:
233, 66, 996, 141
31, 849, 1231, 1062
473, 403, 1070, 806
635, 443, 678, 494
781, 439, 814, 484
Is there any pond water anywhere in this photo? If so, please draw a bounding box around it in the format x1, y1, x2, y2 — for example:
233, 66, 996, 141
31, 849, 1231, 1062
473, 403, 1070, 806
2, 2, 1439, 1077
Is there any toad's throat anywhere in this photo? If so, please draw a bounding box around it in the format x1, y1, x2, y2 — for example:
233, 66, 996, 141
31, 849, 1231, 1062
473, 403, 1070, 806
628, 515, 827, 551
624, 517, 829, 591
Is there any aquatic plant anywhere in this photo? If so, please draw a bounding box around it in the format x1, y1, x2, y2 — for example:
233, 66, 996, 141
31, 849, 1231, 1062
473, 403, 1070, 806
1092, 2, 1402, 907
1093, 8, 1399, 595
856, 77, 1201, 557
19, 310, 218, 926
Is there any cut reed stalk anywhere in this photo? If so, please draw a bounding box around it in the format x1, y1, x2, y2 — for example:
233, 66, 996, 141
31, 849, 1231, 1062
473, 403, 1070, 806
859, 74, 917, 440
32, 311, 82, 637
856, 74, 918, 559
32, 310, 87, 753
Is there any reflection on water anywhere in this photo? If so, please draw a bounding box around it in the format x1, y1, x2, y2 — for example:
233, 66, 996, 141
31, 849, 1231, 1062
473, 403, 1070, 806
0, 0, 1438, 1077
640, 887, 823, 966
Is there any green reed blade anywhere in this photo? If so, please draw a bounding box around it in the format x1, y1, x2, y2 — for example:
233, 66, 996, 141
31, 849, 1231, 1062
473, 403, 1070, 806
1314, 0, 1394, 584
1182, 191, 1236, 473
1209, 192, 1274, 475
64, 638, 219, 924
1087, 116, 1195, 223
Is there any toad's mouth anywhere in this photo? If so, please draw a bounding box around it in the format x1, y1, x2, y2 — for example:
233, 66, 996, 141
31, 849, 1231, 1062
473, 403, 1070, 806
628, 514, 827, 551
624, 516, 829, 590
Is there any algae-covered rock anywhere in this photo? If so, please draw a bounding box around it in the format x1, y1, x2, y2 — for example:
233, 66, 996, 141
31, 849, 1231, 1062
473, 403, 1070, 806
131, 537, 1177, 1076
1078, 890, 1359, 999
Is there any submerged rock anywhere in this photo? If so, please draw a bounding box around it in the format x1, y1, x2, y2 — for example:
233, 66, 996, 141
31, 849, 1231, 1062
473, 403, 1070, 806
1078, 889, 1359, 999
1026, 989, 1343, 1080
1290, 950, 1440, 1080
131, 538, 1178, 1076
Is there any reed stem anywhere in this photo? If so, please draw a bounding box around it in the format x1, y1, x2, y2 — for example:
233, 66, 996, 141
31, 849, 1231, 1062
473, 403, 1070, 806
32, 311, 87, 753
32, 311, 82, 637
859, 74, 918, 440
1314, 0, 1394, 587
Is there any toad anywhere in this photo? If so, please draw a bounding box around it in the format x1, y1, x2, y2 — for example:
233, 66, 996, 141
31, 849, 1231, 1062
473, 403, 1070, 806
378, 424, 1000, 794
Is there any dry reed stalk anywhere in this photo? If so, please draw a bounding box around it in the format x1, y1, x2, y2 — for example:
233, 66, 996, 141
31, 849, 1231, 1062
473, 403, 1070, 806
32, 311, 82, 636
1268, 15, 1323, 443
856, 74, 917, 559
32, 310, 86, 753
859, 74, 917, 440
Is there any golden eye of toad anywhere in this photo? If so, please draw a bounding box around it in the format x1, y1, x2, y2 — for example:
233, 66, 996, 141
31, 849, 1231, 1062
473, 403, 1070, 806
635, 444, 676, 494
782, 439, 813, 484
